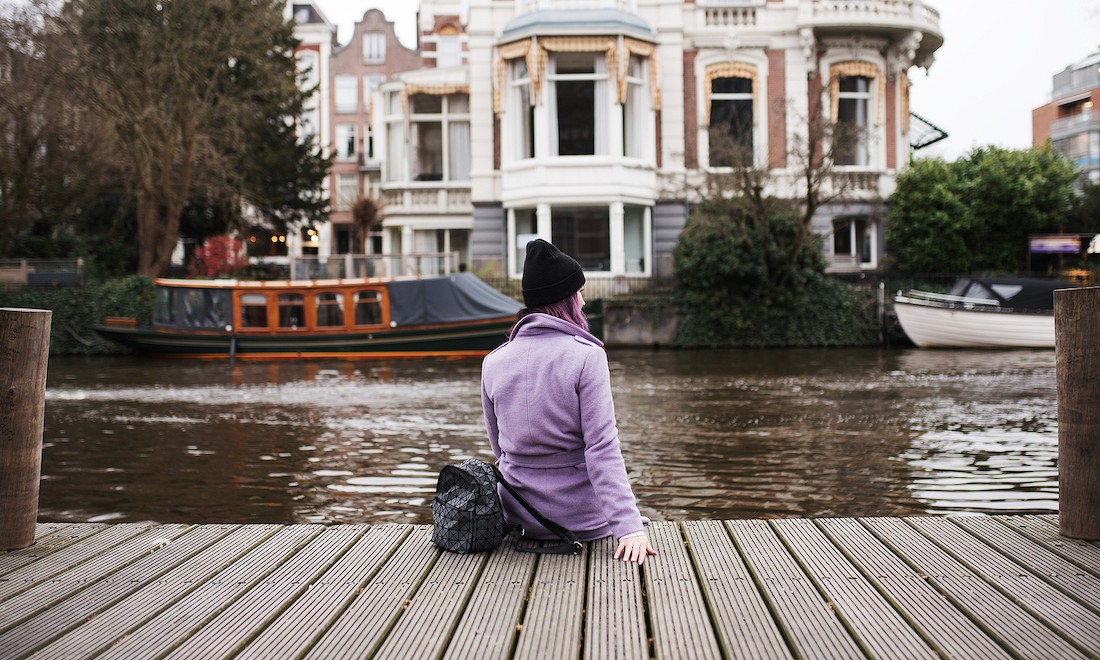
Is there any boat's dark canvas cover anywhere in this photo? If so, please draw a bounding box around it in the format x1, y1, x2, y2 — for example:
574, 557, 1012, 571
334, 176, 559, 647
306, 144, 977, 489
386, 274, 521, 327
949, 277, 1073, 311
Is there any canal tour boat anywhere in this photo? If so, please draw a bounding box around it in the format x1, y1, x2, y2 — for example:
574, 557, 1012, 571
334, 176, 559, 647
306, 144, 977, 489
893, 276, 1073, 348
94, 273, 544, 360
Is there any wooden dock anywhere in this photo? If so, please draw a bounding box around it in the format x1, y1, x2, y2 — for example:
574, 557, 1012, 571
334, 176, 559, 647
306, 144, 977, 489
1, 514, 1098, 659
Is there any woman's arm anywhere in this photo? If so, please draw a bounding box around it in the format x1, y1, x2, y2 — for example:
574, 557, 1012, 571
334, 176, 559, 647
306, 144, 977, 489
481, 378, 501, 457
577, 348, 646, 540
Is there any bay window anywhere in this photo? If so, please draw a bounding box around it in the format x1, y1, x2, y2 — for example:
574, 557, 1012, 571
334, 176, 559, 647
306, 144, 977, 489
550, 53, 608, 156
403, 93, 471, 182
510, 59, 534, 160
551, 207, 610, 271
623, 56, 648, 159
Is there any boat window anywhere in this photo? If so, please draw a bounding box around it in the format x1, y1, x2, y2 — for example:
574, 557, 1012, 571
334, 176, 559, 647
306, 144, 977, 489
154, 288, 175, 326
316, 292, 345, 327
354, 290, 383, 326
183, 289, 232, 328
961, 282, 997, 302
240, 294, 269, 328
278, 293, 305, 329
990, 284, 1023, 301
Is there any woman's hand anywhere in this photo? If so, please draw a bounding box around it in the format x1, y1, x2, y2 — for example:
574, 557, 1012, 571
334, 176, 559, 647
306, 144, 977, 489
614, 532, 657, 564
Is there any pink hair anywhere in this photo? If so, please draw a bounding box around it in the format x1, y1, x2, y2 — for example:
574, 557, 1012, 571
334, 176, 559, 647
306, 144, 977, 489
513, 291, 589, 335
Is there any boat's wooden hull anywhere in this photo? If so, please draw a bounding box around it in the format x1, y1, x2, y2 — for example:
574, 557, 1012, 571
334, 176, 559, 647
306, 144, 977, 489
894, 299, 1054, 348
94, 318, 516, 360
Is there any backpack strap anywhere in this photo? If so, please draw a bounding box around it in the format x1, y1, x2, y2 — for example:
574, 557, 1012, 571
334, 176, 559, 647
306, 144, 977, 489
491, 465, 583, 556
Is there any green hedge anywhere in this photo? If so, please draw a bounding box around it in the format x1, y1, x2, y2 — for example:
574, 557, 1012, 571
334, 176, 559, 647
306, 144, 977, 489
0, 276, 154, 355
674, 278, 881, 348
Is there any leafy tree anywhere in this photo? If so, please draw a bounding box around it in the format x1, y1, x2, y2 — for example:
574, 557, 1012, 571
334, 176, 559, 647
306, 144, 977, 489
56, 0, 328, 276
887, 146, 1078, 273
188, 236, 248, 278
1066, 181, 1100, 235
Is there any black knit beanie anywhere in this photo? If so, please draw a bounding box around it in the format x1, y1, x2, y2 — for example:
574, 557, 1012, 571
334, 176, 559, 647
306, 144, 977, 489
521, 239, 586, 307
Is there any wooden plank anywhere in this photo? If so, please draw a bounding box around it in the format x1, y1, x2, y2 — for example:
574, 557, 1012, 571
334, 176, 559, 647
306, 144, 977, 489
443, 536, 538, 660
773, 519, 938, 659
583, 535, 648, 660
370, 536, 490, 660
952, 515, 1100, 612
163, 524, 367, 660
0, 524, 107, 577
26, 525, 280, 660
0, 524, 192, 632
0, 524, 237, 657
96, 524, 323, 660
235, 525, 408, 659
680, 520, 788, 660
817, 518, 1011, 660
32, 523, 70, 541
304, 526, 440, 660
0, 523, 154, 601
727, 519, 863, 660
908, 516, 1100, 653
643, 521, 722, 659
512, 544, 587, 660
863, 517, 1088, 659
998, 515, 1100, 578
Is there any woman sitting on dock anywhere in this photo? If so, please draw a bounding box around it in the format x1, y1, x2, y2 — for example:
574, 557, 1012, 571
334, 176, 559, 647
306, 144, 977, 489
481, 239, 656, 564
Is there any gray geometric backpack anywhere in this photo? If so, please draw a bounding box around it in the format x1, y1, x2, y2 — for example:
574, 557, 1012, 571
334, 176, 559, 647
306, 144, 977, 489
431, 459, 581, 555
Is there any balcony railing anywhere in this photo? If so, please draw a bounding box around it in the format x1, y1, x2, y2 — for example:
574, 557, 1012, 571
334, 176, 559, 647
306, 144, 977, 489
284, 253, 462, 280
801, 0, 941, 34
1050, 111, 1100, 140
516, 0, 636, 13
381, 186, 472, 215
703, 6, 758, 27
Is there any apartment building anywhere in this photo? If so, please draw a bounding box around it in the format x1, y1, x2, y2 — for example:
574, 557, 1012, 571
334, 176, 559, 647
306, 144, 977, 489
1033, 48, 1100, 187
293, 0, 943, 282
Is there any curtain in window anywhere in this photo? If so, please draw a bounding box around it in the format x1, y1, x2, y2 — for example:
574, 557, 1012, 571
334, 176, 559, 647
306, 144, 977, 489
594, 55, 608, 156
449, 121, 470, 181
828, 61, 884, 123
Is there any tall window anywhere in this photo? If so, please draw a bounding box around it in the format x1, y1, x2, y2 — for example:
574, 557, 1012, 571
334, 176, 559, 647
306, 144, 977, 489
624, 206, 646, 273
335, 124, 357, 160
709, 77, 753, 167
836, 76, 871, 167
384, 92, 404, 181
335, 75, 357, 113
297, 50, 318, 88
437, 35, 461, 67
623, 56, 648, 159
510, 59, 534, 160
512, 209, 536, 276
363, 33, 386, 64
408, 93, 470, 182
336, 174, 358, 211
551, 207, 610, 271
550, 52, 608, 156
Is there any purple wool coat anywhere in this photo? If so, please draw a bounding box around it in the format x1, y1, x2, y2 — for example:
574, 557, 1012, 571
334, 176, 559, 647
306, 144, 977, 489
481, 313, 645, 541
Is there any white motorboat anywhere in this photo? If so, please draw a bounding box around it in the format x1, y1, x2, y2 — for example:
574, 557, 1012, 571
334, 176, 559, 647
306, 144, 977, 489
893, 277, 1073, 348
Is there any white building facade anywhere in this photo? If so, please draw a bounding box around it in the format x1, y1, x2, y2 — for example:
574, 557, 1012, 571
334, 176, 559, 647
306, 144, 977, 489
294, 0, 943, 284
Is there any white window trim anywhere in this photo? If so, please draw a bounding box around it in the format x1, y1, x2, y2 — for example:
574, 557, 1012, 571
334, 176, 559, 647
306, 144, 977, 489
408, 95, 471, 183
696, 55, 769, 173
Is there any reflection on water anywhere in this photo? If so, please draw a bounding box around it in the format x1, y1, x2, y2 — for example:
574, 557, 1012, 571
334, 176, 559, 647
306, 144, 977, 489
40, 349, 1057, 525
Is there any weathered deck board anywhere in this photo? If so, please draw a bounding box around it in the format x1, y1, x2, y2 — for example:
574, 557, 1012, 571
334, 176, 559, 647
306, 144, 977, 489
816, 518, 1012, 660
584, 535, 648, 660
728, 519, 864, 659
680, 520, 788, 659
863, 517, 1089, 659
512, 541, 587, 659
907, 516, 1100, 654
773, 518, 939, 659
3, 514, 1099, 660
443, 536, 537, 660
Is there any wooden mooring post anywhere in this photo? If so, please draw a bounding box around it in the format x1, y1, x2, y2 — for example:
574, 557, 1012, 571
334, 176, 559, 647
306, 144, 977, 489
1055, 286, 1100, 540
0, 307, 52, 550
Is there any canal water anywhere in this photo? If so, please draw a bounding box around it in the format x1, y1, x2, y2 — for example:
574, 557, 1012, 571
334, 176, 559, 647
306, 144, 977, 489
40, 348, 1058, 526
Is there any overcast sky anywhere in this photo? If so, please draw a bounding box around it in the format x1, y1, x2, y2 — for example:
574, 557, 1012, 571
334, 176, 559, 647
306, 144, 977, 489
317, 1, 1100, 161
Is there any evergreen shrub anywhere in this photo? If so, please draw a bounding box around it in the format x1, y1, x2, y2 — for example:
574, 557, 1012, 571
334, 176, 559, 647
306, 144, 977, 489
673, 198, 879, 347
0, 276, 154, 355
